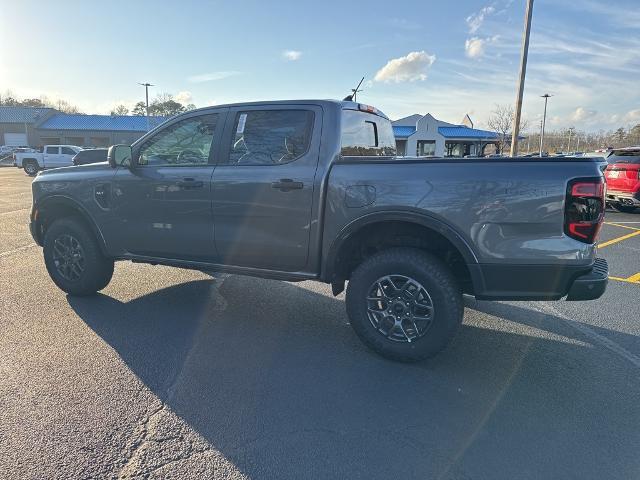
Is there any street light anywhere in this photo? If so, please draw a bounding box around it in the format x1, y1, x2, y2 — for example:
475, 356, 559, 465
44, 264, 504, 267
138, 82, 153, 131
539, 93, 552, 156
509, 0, 535, 157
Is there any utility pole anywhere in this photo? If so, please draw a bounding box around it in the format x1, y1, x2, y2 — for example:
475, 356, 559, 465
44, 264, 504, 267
138, 82, 153, 131
510, 0, 534, 157
567, 127, 575, 153
539, 94, 551, 156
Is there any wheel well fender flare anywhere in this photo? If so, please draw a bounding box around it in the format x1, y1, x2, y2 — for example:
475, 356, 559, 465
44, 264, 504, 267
34, 195, 108, 254
322, 211, 479, 281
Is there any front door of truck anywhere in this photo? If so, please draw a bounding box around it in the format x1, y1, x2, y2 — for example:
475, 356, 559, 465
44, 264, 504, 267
211, 105, 322, 271
110, 110, 226, 261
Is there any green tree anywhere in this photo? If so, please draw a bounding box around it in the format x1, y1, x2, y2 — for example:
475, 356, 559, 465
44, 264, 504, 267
132, 101, 147, 116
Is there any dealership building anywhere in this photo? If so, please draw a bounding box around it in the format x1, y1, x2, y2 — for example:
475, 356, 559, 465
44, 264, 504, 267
392, 113, 502, 157
0, 106, 164, 148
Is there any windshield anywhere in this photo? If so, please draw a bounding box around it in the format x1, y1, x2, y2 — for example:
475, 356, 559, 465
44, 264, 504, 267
607, 149, 640, 164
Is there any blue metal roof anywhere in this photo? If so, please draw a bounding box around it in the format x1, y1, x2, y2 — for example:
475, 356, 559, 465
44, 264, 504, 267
392, 126, 417, 138
438, 126, 499, 139
39, 114, 166, 131
0, 106, 53, 123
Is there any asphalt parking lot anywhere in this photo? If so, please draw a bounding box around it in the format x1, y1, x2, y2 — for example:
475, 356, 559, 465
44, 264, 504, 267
1, 167, 639, 480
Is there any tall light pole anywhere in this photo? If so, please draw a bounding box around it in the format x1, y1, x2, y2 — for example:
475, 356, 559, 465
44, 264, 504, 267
138, 82, 153, 131
567, 126, 575, 153
539, 93, 552, 156
510, 0, 535, 157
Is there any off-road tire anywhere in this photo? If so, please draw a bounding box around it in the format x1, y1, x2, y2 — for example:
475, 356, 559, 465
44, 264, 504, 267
43, 218, 114, 296
346, 248, 463, 362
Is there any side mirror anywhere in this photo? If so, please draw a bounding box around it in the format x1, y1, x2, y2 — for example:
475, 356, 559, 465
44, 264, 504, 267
107, 144, 132, 168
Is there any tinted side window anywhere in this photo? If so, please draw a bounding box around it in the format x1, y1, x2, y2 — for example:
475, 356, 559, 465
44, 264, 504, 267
225, 110, 314, 165
61, 147, 77, 155
93, 150, 108, 161
46, 147, 58, 154
341, 110, 396, 156
138, 114, 218, 167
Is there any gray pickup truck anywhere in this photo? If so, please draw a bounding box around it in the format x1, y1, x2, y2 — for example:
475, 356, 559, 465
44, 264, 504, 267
30, 100, 608, 361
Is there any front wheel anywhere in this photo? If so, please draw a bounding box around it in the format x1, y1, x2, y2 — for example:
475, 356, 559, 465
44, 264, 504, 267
43, 218, 114, 296
346, 248, 463, 362
23, 160, 39, 176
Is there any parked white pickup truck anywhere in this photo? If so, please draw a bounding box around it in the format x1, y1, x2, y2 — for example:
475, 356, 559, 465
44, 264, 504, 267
15, 145, 83, 176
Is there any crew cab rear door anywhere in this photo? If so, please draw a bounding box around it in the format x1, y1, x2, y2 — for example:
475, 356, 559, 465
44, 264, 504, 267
211, 105, 322, 271
43, 146, 61, 167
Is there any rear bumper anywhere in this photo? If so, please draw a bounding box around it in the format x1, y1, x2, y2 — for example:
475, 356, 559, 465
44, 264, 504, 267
566, 258, 608, 301
606, 190, 640, 206
470, 258, 608, 301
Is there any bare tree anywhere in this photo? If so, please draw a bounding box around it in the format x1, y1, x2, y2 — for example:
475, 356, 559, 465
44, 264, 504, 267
110, 105, 130, 116
486, 104, 529, 154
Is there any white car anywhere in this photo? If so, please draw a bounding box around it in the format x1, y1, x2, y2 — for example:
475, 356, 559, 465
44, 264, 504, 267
14, 145, 83, 175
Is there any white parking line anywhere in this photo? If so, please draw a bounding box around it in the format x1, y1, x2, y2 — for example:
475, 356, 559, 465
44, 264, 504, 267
535, 303, 640, 370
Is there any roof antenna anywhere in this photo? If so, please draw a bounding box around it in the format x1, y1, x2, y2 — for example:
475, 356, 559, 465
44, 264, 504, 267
343, 76, 365, 102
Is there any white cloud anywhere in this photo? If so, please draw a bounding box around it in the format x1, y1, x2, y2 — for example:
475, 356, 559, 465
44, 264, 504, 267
466, 5, 495, 33
465, 35, 499, 58
465, 38, 486, 58
187, 71, 240, 83
571, 107, 597, 122
282, 50, 302, 61
624, 109, 640, 123
175, 91, 193, 104
374, 51, 436, 83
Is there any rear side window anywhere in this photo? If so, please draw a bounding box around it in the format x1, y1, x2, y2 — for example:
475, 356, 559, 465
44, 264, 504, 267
341, 110, 396, 156
46, 147, 58, 154
607, 150, 640, 164
225, 110, 314, 165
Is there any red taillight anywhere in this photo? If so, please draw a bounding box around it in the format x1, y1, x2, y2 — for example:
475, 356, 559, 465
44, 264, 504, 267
571, 182, 604, 197
565, 177, 605, 244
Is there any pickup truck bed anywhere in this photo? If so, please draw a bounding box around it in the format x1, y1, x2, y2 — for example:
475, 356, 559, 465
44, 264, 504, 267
324, 156, 603, 300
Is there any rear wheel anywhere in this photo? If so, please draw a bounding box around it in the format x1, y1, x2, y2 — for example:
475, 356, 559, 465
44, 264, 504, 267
43, 218, 114, 296
23, 160, 39, 176
346, 248, 463, 362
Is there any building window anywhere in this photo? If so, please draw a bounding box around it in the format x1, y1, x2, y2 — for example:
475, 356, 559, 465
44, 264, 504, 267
66, 137, 84, 147
416, 140, 436, 157
445, 142, 472, 157
90, 137, 110, 148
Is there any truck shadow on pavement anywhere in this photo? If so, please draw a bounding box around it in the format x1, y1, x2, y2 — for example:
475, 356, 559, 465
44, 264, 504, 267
67, 276, 640, 480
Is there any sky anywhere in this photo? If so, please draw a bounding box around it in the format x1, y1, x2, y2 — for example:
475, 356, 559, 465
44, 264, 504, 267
1, 0, 639, 132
